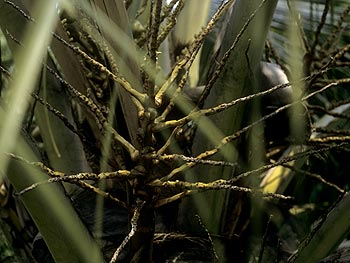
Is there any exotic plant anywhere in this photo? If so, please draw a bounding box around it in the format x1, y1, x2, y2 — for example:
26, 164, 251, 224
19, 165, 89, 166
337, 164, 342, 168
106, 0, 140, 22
0, 0, 350, 262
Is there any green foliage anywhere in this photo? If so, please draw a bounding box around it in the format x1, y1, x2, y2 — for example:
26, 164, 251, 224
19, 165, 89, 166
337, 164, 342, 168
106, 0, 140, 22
0, 0, 350, 262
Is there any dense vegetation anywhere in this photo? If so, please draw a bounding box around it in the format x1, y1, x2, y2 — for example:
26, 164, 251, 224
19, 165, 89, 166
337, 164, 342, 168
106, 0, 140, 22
0, 0, 350, 262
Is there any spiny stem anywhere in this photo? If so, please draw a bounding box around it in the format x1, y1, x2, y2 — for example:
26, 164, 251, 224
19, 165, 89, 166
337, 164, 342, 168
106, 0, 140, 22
53, 33, 148, 106
110, 200, 145, 263
153, 82, 292, 131
150, 179, 292, 200
46, 65, 140, 160
7, 153, 129, 207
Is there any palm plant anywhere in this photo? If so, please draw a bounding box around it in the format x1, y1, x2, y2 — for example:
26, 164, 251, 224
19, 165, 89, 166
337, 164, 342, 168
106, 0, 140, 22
0, 0, 350, 262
